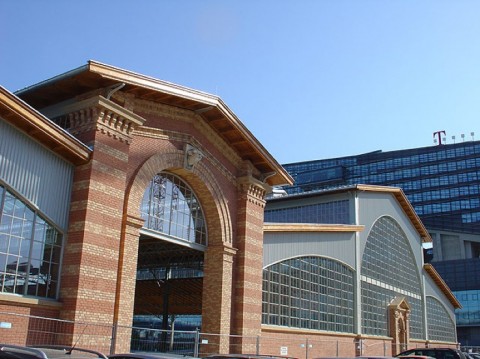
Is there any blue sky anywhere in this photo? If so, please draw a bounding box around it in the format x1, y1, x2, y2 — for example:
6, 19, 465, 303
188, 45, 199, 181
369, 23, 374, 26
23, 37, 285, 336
1, 0, 480, 164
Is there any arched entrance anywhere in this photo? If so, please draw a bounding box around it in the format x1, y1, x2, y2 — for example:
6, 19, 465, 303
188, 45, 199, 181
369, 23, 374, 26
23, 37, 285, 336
116, 145, 238, 354
133, 172, 207, 352
389, 296, 411, 355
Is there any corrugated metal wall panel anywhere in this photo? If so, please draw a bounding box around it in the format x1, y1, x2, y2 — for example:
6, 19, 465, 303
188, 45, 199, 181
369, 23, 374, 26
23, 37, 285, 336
0, 119, 74, 231
263, 231, 356, 268
356, 191, 425, 268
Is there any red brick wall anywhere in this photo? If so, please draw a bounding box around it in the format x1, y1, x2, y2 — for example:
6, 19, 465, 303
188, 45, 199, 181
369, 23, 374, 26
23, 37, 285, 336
231, 179, 267, 353
0, 302, 61, 345
4, 94, 273, 353
260, 329, 360, 358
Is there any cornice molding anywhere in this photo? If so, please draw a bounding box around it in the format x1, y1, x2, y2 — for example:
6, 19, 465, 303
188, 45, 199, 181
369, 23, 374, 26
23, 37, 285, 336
0, 293, 63, 308
0, 86, 91, 165
424, 263, 462, 309
261, 324, 358, 338
237, 176, 268, 205
42, 95, 146, 144
263, 223, 365, 232
124, 214, 145, 229
356, 185, 432, 243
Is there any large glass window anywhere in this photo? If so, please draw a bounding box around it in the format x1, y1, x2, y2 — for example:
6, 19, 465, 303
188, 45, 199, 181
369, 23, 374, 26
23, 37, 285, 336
262, 256, 355, 333
140, 172, 207, 245
361, 216, 424, 338
426, 296, 456, 342
454, 289, 480, 326
282, 141, 480, 235
0, 184, 62, 299
265, 200, 349, 224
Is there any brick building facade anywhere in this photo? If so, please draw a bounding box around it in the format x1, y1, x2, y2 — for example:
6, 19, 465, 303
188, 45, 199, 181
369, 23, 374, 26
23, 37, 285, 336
0, 61, 292, 353
0, 62, 460, 357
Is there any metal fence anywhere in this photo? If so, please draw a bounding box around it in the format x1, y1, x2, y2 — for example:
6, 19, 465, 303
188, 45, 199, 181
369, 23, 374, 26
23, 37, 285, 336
462, 346, 480, 354
129, 326, 199, 356
0, 311, 465, 358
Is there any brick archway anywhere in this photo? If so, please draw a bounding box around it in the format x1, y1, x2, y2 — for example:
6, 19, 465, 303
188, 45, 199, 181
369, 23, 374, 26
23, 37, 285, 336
112, 148, 237, 352
125, 149, 233, 246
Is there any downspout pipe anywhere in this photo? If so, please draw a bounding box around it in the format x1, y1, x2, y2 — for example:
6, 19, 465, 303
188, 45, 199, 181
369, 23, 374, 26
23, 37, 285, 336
106, 83, 125, 100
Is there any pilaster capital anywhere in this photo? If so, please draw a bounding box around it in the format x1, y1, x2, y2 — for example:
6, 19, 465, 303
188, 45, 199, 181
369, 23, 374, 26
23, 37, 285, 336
124, 214, 145, 229
43, 95, 146, 144
207, 243, 237, 263
237, 176, 269, 204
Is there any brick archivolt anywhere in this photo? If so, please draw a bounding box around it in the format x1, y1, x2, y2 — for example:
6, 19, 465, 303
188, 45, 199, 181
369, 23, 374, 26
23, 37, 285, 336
135, 126, 237, 186
126, 150, 233, 245
129, 97, 243, 169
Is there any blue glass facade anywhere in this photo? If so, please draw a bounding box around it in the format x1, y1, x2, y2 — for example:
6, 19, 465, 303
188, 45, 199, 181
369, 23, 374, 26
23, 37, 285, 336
264, 199, 350, 224
433, 259, 480, 346
280, 140, 480, 345
282, 141, 480, 234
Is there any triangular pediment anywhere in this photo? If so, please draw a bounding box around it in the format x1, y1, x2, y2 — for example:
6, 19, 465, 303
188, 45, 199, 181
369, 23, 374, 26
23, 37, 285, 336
388, 295, 411, 311
15, 60, 293, 187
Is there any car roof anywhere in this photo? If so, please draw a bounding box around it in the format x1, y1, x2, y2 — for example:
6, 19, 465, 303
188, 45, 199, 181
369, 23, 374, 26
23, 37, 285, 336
0, 345, 107, 359
109, 353, 196, 359
203, 355, 297, 359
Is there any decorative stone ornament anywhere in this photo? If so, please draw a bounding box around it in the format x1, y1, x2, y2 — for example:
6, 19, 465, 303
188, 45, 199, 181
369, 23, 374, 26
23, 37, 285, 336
184, 143, 204, 170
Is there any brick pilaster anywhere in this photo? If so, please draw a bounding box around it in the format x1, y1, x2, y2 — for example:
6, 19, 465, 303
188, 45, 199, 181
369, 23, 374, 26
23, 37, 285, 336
112, 214, 144, 353
201, 243, 237, 354
57, 96, 144, 352
232, 175, 268, 352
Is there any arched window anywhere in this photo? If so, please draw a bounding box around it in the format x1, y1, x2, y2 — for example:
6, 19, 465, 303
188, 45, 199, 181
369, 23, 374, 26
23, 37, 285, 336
140, 172, 207, 245
361, 216, 424, 338
262, 256, 355, 333
0, 183, 62, 299
426, 296, 456, 342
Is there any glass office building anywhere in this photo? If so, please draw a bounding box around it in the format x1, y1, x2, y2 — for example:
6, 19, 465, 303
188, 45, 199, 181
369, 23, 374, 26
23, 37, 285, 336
433, 258, 480, 346
280, 140, 480, 345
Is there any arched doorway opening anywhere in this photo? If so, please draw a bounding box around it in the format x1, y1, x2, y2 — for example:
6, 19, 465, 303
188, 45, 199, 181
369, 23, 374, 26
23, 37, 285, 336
389, 296, 411, 355
133, 172, 207, 353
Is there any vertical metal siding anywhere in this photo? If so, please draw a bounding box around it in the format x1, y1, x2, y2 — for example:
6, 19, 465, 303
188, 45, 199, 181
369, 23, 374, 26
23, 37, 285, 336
263, 231, 356, 268
0, 119, 74, 231
357, 192, 424, 268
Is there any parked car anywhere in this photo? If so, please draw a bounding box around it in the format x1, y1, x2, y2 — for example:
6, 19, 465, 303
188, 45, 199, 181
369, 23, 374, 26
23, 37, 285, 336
109, 353, 196, 359
397, 355, 436, 359
203, 356, 297, 359
397, 348, 467, 359
0, 344, 107, 359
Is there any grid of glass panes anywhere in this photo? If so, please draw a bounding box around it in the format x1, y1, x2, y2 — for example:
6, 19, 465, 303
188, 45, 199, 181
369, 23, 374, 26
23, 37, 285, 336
426, 296, 457, 342
361, 281, 424, 338
454, 289, 480, 326
140, 172, 207, 245
262, 256, 355, 333
264, 200, 349, 224
282, 142, 480, 234
361, 216, 421, 293
0, 184, 62, 299
361, 216, 424, 338
432, 258, 480, 292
